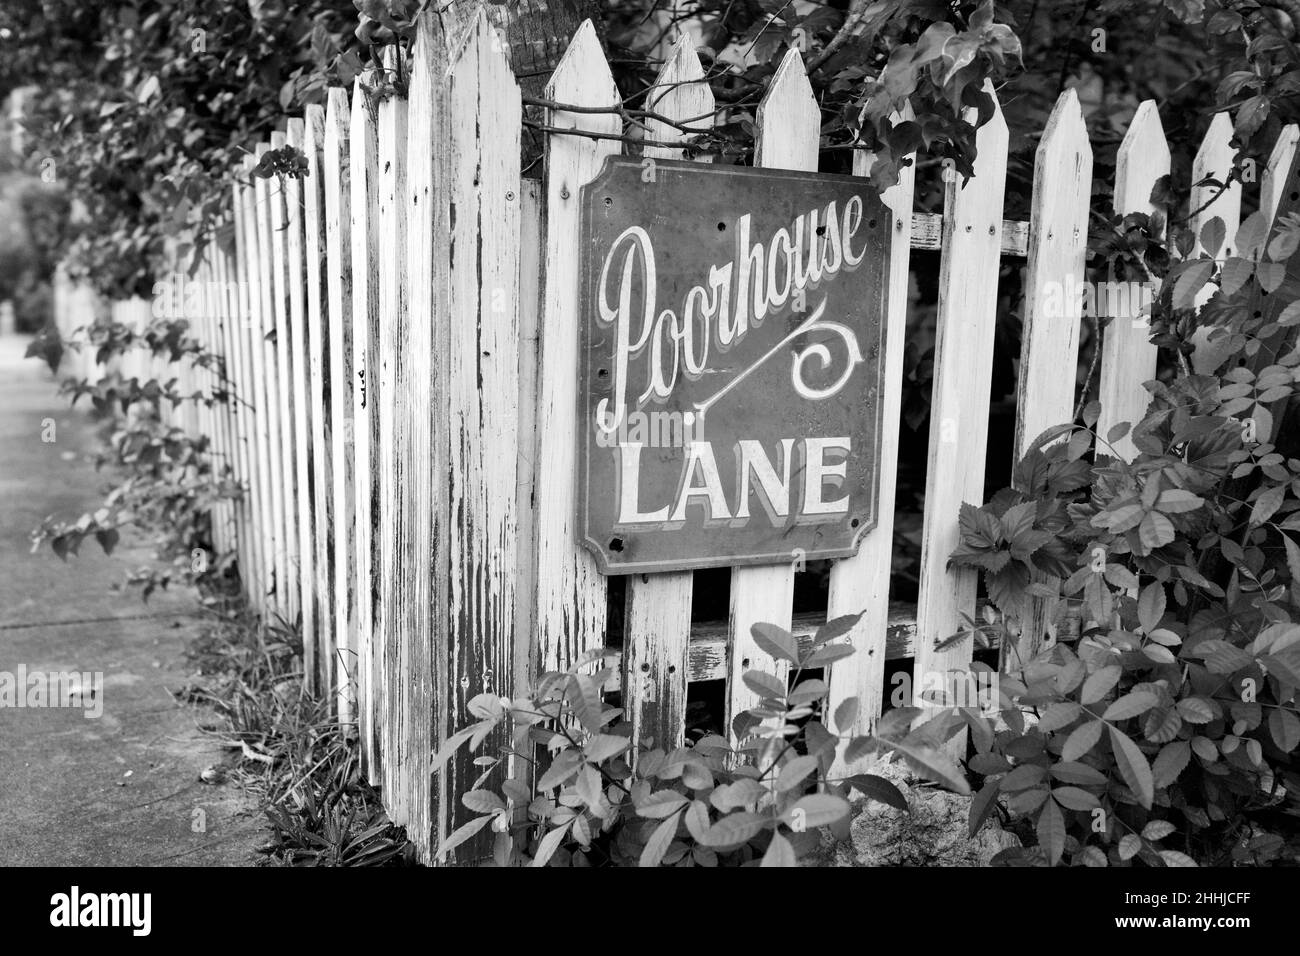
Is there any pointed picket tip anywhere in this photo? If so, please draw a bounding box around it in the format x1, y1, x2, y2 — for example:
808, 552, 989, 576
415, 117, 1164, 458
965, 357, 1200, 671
1117, 101, 1169, 172
1193, 111, 1235, 172
756, 47, 818, 169
546, 19, 618, 108
449, 3, 516, 88
1037, 88, 1090, 162
642, 34, 714, 160
759, 46, 815, 117
973, 79, 1007, 140
650, 34, 712, 109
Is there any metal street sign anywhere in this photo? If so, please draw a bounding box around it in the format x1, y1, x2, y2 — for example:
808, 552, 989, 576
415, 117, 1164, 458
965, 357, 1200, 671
576, 156, 891, 574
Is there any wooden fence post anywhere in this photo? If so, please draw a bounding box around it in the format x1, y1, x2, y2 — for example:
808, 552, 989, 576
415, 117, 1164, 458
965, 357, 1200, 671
532, 20, 614, 674
403, 13, 444, 858
1096, 100, 1169, 462
620, 35, 711, 754
349, 72, 383, 782
375, 46, 409, 824
826, 106, 917, 769
283, 120, 316, 679
436, 8, 522, 862
1189, 112, 1241, 375
723, 48, 816, 745
1011, 88, 1093, 666
303, 105, 336, 699
325, 87, 357, 727
912, 82, 1008, 731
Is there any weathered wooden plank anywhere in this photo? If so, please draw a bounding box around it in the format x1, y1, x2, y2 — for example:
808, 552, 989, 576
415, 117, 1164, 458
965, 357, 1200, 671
349, 72, 383, 783
620, 35, 711, 754
1262, 124, 1300, 230
825, 106, 916, 770
439, 8, 522, 862
283, 120, 315, 682
533, 19, 616, 673
243, 154, 280, 618
911, 212, 1025, 256
1011, 88, 1093, 667
404, 14, 445, 861
1190, 112, 1241, 375
912, 82, 1008, 721
254, 140, 292, 623
723, 47, 816, 745
376, 50, 409, 823
303, 105, 336, 701
512, 176, 543, 799
230, 178, 265, 608
324, 87, 357, 727
1096, 100, 1168, 462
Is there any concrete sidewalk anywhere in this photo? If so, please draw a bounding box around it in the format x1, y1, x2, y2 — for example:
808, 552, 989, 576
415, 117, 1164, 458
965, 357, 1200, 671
0, 333, 261, 865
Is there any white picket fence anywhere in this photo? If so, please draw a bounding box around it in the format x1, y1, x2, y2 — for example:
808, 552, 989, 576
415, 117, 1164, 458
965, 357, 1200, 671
51, 8, 1298, 865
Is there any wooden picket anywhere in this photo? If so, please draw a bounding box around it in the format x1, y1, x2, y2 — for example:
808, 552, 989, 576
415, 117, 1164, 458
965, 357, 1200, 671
324, 87, 357, 727
723, 48, 815, 747
349, 70, 383, 781
1096, 100, 1168, 463
53, 10, 1300, 865
1009, 89, 1093, 666
912, 82, 1008, 725
620, 36, 712, 755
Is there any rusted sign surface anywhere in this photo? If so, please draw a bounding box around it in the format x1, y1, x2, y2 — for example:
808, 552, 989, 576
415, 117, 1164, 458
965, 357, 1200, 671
576, 156, 891, 574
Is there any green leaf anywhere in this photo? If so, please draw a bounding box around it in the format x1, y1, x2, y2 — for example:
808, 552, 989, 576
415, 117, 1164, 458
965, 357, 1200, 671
1138, 511, 1176, 551
742, 669, 786, 701
438, 813, 496, 860
760, 831, 797, 867
462, 789, 506, 814
530, 821, 573, 867
1037, 796, 1066, 865
1080, 665, 1122, 705
814, 612, 864, 645
885, 738, 971, 795
1038, 701, 1083, 732
1268, 707, 1300, 751
638, 814, 680, 868
583, 733, 631, 764
1251, 485, 1286, 526
1176, 698, 1214, 723
1142, 820, 1176, 841
781, 793, 851, 829
847, 774, 909, 811
1152, 740, 1190, 788
566, 673, 602, 732
1108, 726, 1154, 809
1138, 582, 1166, 632
1155, 489, 1204, 514
432, 721, 492, 773
1159, 849, 1198, 867
777, 754, 819, 792
1052, 786, 1100, 811
1103, 691, 1160, 722
699, 811, 767, 847
1051, 761, 1108, 786
968, 780, 1000, 837
1119, 833, 1142, 860
1062, 720, 1105, 761
751, 622, 799, 664
833, 696, 860, 733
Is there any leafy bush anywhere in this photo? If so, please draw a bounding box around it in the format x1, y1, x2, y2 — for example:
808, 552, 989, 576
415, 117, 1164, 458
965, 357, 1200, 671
951, 202, 1300, 867
434, 614, 972, 866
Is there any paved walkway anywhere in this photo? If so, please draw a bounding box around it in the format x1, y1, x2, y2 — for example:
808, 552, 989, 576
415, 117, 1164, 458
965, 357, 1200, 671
0, 333, 261, 865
